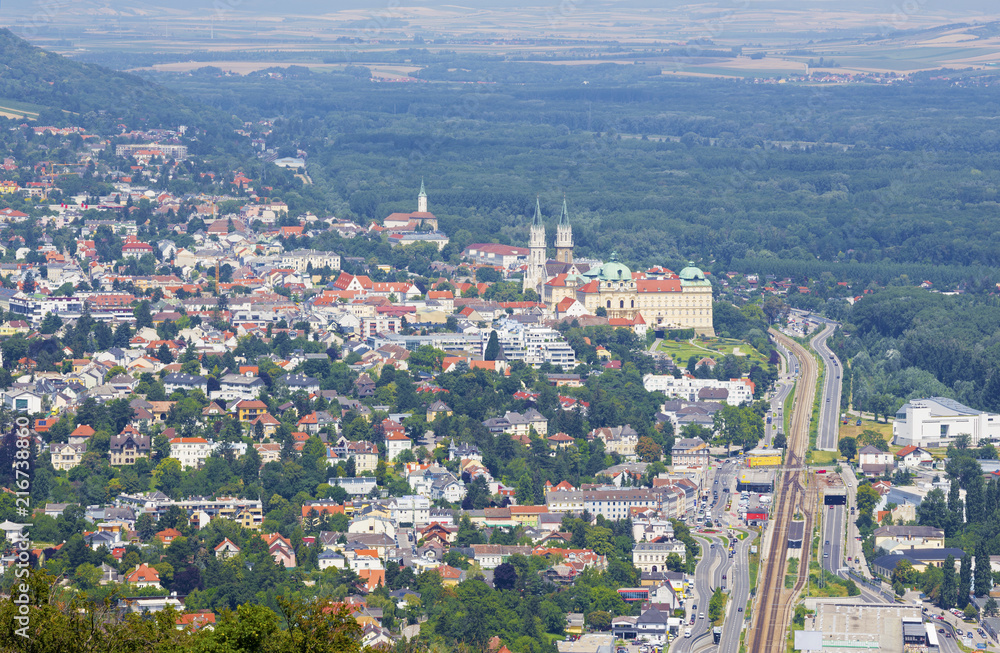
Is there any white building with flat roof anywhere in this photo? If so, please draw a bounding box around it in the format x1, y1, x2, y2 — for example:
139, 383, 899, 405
642, 374, 753, 405
484, 319, 577, 370
892, 397, 1000, 448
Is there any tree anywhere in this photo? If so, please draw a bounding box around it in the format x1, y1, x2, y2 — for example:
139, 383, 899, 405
484, 331, 500, 361
636, 436, 662, 462
959, 553, 972, 608
493, 562, 518, 591
918, 488, 952, 532
113, 322, 132, 347
892, 559, 918, 589
939, 554, 957, 610
22, 271, 35, 295
838, 436, 857, 461
40, 311, 63, 334
156, 343, 174, 364
151, 458, 182, 497
587, 611, 611, 631
976, 542, 992, 597
135, 513, 157, 541
708, 587, 725, 623
134, 300, 153, 330
858, 429, 889, 451
984, 597, 998, 617
855, 484, 880, 521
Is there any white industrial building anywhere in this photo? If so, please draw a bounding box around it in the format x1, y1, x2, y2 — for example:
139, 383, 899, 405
892, 397, 1000, 448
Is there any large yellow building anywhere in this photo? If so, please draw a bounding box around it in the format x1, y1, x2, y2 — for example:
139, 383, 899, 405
526, 199, 714, 335
544, 256, 714, 335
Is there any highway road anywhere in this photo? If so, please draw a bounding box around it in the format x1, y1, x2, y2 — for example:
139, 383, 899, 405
673, 460, 744, 653
674, 533, 726, 653
766, 342, 798, 448
718, 532, 754, 653
810, 323, 842, 452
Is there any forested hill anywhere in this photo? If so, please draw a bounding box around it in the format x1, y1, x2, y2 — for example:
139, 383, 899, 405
832, 288, 1000, 415
0, 29, 233, 134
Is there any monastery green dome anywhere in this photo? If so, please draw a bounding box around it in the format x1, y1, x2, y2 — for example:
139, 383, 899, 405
595, 252, 632, 282
679, 262, 706, 281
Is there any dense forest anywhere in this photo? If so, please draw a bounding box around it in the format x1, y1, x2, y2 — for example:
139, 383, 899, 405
0, 29, 241, 150
826, 288, 1000, 415
132, 62, 1000, 286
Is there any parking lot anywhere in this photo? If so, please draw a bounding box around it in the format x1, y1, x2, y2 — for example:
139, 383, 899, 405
923, 603, 997, 650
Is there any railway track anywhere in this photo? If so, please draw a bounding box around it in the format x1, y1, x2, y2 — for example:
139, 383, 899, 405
748, 329, 823, 653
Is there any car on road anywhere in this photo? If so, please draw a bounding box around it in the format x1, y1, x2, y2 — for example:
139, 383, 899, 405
939, 629, 945, 633
684, 629, 692, 638
825, 540, 830, 545
824, 552, 829, 558
738, 607, 743, 612
699, 613, 705, 620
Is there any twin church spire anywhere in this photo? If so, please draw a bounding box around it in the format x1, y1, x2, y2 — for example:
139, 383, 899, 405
523, 196, 574, 293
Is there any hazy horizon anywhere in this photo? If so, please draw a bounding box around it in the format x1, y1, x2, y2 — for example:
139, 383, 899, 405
2, 0, 999, 19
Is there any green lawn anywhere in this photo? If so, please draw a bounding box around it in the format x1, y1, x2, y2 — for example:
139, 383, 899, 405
807, 450, 839, 465
656, 336, 768, 366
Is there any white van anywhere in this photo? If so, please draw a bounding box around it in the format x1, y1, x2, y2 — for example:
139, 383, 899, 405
684, 628, 692, 638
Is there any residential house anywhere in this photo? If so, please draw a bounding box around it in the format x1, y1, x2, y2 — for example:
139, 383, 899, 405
873, 525, 945, 553
671, 437, 710, 469
110, 427, 151, 466
328, 437, 378, 473
213, 538, 241, 560
163, 373, 207, 394
383, 419, 412, 461
261, 533, 296, 568
632, 541, 687, 573
859, 445, 894, 476
894, 445, 934, 469
235, 399, 268, 422
169, 437, 214, 469
125, 563, 161, 589
426, 400, 452, 422
213, 374, 266, 402
588, 426, 639, 458
51, 442, 86, 471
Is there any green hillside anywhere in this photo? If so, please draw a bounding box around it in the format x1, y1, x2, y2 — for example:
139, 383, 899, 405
0, 29, 234, 134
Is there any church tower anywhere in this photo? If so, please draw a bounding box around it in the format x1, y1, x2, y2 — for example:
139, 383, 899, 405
555, 196, 573, 265
524, 197, 547, 294
417, 179, 428, 213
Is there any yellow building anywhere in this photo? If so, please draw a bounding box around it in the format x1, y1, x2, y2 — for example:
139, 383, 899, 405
0, 181, 20, 195
236, 400, 267, 422
509, 506, 548, 527
575, 257, 714, 336
747, 448, 783, 468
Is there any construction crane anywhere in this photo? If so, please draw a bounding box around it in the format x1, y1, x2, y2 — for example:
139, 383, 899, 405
215, 260, 220, 295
